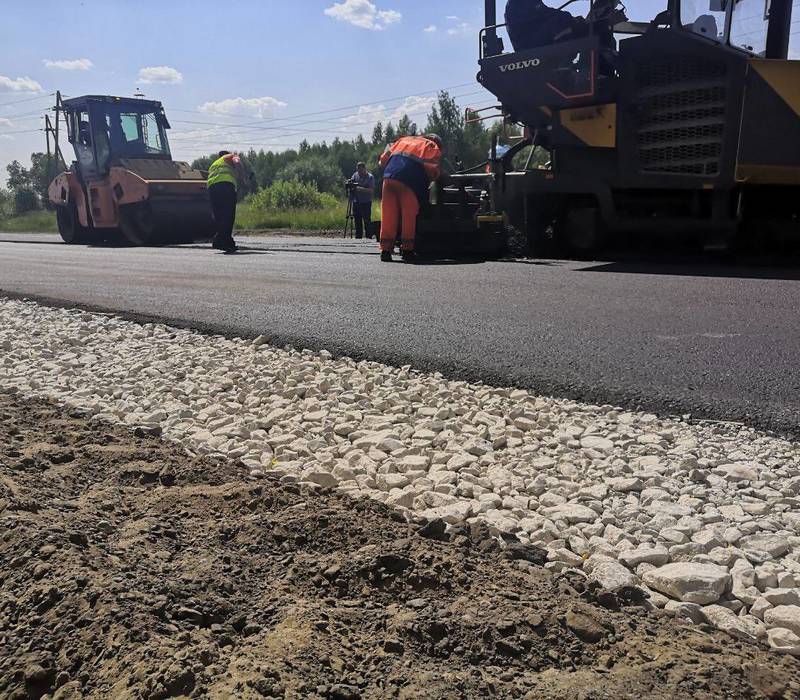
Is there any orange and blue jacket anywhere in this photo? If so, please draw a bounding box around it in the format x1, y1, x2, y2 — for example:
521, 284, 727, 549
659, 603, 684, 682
379, 136, 442, 204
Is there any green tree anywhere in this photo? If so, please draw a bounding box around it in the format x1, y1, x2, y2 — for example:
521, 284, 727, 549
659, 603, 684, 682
0, 189, 13, 219
275, 155, 342, 194
190, 155, 214, 171
425, 91, 489, 170
27, 153, 52, 204
6, 160, 30, 191
371, 122, 384, 146
396, 114, 417, 136
425, 91, 464, 159
14, 188, 40, 214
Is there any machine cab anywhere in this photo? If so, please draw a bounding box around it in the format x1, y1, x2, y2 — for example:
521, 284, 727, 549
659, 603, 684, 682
61, 95, 173, 180
478, 0, 795, 127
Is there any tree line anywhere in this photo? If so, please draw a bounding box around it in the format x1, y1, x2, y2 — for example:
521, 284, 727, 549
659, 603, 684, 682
190, 91, 503, 199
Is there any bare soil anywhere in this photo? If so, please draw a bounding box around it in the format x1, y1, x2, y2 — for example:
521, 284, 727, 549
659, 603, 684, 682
1, 394, 799, 699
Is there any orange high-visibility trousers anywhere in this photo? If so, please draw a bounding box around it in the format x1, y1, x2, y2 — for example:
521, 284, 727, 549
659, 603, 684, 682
380, 178, 419, 253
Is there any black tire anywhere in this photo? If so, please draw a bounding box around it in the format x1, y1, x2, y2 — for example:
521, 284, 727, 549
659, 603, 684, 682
563, 205, 606, 260
504, 195, 529, 258
527, 215, 562, 258
119, 203, 158, 246
505, 194, 561, 258
56, 202, 94, 244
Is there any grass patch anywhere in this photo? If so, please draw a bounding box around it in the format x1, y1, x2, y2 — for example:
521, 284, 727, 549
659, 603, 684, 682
0, 210, 58, 233
0, 201, 381, 235
235, 200, 347, 231
235, 199, 381, 232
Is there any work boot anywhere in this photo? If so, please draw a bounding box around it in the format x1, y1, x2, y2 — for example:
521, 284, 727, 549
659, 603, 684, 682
401, 250, 416, 264
212, 239, 237, 253
380, 250, 392, 263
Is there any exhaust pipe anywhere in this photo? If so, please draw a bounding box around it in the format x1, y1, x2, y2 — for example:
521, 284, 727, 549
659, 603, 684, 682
483, 0, 503, 57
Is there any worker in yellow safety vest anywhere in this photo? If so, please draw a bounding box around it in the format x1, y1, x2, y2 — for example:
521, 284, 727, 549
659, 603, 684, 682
207, 151, 247, 253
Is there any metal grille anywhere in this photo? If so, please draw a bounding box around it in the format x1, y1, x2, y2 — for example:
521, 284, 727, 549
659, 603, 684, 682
634, 57, 727, 176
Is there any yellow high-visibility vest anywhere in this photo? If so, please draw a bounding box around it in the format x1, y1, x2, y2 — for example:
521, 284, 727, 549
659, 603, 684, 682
207, 155, 238, 189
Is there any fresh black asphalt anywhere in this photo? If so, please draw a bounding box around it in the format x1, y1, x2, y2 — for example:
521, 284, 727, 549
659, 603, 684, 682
2, 233, 799, 435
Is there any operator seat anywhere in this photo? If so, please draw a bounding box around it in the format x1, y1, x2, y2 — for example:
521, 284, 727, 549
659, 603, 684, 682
691, 15, 719, 40
584, 0, 628, 75
505, 0, 583, 51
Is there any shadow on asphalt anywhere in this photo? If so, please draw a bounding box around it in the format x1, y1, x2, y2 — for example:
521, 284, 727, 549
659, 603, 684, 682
6, 236, 800, 278
412, 257, 486, 266
498, 258, 563, 266
579, 258, 800, 281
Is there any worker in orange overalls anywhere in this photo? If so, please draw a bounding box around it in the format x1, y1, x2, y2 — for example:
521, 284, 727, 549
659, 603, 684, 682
378, 134, 443, 263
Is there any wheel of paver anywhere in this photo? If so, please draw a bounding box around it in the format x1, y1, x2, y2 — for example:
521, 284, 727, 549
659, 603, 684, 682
564, 206, 606, 260
527, 217, 561, 258
119, 203, 158, 246
56, 202, 95, 244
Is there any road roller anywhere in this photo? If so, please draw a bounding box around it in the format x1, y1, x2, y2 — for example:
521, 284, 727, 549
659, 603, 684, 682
47, 92, 214, 245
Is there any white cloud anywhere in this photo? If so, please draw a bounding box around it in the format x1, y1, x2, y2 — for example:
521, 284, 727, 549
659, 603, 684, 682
43, 58, 93, 71
341, 104, 388, 126
324, 0, 401, 30
0, 135, 13, 141
423, 25, 437, 33
340, 95, 436, 128
0, 117, 12, 127
137, 66, 183, 84
447, 22, 471, 35
391, 95, 437, 120
198, 96, 288, 119
0, 75, 43, 93
441, 15, 472, 35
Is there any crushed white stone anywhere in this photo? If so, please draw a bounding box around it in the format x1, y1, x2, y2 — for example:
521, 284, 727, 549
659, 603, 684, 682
3, 297, 800, 651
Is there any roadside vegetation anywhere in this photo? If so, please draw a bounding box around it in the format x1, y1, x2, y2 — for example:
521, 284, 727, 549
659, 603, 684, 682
1, 91, 542, 234
0, 210, 57, 233
0, 154, 56, 232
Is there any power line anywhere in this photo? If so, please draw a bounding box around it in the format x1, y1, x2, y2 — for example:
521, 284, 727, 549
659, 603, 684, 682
0, 107, 48, 121
0, 92, 52, 108
0, 114, 43, 123
169, 98, 498, 151
169, 81, 476, 126
0, 127, 42, 135
168, 89, 488, 143
169, 88, 484, 135
170, 100, 500, 155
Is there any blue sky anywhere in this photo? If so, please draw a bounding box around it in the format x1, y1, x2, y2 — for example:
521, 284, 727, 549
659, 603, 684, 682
0, 0, 797, 185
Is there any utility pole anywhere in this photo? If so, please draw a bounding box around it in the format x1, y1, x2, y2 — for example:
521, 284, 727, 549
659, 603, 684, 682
45, 92, 67, 178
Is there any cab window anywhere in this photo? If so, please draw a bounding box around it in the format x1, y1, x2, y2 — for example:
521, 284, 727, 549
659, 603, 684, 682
730, 0, 769, 55
681, 0, 727, 41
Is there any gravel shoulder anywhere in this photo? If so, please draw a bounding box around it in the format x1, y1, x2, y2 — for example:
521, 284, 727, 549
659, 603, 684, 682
3, 234, 800, 435
2, 394, 799, 700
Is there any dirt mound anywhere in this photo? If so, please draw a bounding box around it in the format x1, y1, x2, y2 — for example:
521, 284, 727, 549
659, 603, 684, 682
1, 395, 798, 699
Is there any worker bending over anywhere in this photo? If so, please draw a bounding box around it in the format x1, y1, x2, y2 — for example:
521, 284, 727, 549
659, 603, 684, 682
378, 134, 443, 263
207, 150, 247, 253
